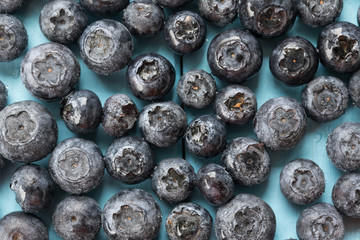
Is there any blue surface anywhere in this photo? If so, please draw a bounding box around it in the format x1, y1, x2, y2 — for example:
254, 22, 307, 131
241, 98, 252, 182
1, 0, 360, 239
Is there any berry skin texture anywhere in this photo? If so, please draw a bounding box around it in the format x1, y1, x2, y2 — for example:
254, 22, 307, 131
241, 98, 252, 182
0, 0, 26, 13
79, 19, 133, 75
215, 194, 276, 240
21, 42, 80, 102
198, 0, 239, 27
349, 69, 360, 107
166, 202, 212, 240
254, 97, 307, 151
302, 76, 348, 122
80, 0, 128, 15
207, 29, 263, 84
155, 0, 192, 8
0, 100, 58, 163
0, 80, 7, 110
52, 195, 101, 240
296, 203, 345, 240
102, 188, 162, 240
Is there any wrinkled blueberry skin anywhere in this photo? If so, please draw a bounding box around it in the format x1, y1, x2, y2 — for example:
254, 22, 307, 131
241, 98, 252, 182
166, 202, 212, 240
326, 122, 360, 172
0, 100, 58, 163
239, 0, 297, 38
270, 36, 319, 86
280, 159, 325, 205
152, 158, 196, 204
349, 69, 360, 107
21, 42, 80, 102
318, 21, 360, 73
53, 195, 101, 240
254, 97, 307, 151
0, 211, 48, 240
0, 0, 27, 13
102, 188, 162, 240
207, 29, 263, 83
215, 85, 257, 126
0, 80, 7, 110
198, 0, 239, 27
139, 101, 187, 147
196, 163, 234, 206
297, 0, 343, 28
215, 194, 276, 240
39, 0, 88, 45
10, 164, 55, 213
123, 0, 165, 37
185, 115, 227, 158
296, 203, 344, 240
222, 137, 270, 186
105, 136, 154, 184
302, 76, 348, 122
127, 53, 175, 101
49, 137, 104, 194
80, 0, 128, 15
0, 14, 27, 62
79, 19, 133, 75
155, 0, 192, 8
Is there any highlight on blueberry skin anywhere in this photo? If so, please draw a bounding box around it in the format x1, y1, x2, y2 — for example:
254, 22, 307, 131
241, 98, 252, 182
80, 0, 128, 15
349, 69, 360, 107
198, 0, 239, 27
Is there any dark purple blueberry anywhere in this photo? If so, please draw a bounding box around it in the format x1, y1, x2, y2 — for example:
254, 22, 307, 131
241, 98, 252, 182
105, 136, 154, 184
152, 158, 196, 204
21, 42, 80, 102
215, 194, 276, 240
155, 0, 192, 8
198, 0, 239, 27
207, 29, 263, 83
349, 69, 360, 107
0, 0, 27, 13
0, 80, 7, 110
80, 0, 128, 15
102, 188, 162, 240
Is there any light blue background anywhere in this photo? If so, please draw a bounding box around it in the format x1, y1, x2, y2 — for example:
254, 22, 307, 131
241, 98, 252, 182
1, 0, 360, 239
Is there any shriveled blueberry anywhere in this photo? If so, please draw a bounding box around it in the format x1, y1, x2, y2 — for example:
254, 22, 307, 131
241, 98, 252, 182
0, 0, 27, 13
152, 158, 196, 204
214, 85, 257, 125
139, 101, 187, 147
0, 100, 58, 163
21, 42, 80, 101
349, 69, 360, 107
270, 36, 319, 86
207, 29, 263, 83
198, 0, 239, 27
155, 0, 192, 8
102, 94, 139, 138
79, 19, 133, 75
297, 203, 344, 240
166, 202, 212, 240
10, 164, 55, 213
105, 136, 154, 184
215, 194, 276, 240
0, 80, 7, 110
80, 0, 128, 15
0, 14, 27, 62
102, 188, 162, 240
53, 195, 101, 240
222, 137, 270, 186
196, 163, 234, 206
49, 137, 104, 194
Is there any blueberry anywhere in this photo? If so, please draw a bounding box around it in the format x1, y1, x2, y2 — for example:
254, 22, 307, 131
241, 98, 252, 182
0, 211, 48, 240
358, 6, 360, 26
102, 94, 139, 138
317, 21, 360, 73
155, 0, 192, 8
139, 101, 187, 147
126, 53, 175, 101
302, 76, 348, 122
39, 0, 88, 45
0, 0, 27, 13
105, 136, 154, 184
80, 0, 128, 15
196, 163, 234, 206
254, 96, 307, 151
349, 69, 360, 107
79, 19, 133, 75
221, 137, 270, 186
198, 0, 239, 27
207, 29, 263, 83
166, 202, 212, 240
0, 100, 58, 163
270, 36, 319, 86
0, 80, 7, 110
185, 115, 226, 158
61, 89, 102, 135
239, 0, 297, 38
21, 42, 80, 101
296, 203, 345, 240
0, 14, 27, 62
49, 137, 104, 194
102, 188, 162, 240
152, 158, 196, 204
215, 194, 276, 240
214, 85, 257, 125
280, 159, 325, 205
10, 164, 55, 213
52, 195, 101, 240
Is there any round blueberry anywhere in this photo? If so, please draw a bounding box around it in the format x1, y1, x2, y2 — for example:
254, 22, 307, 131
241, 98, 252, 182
0, 0, 27, 13
155, 0, 192, 8
198, 0, 239, 27
0, 80, 7, 110
349, 69, 360, 107
80, 0, 128, 15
